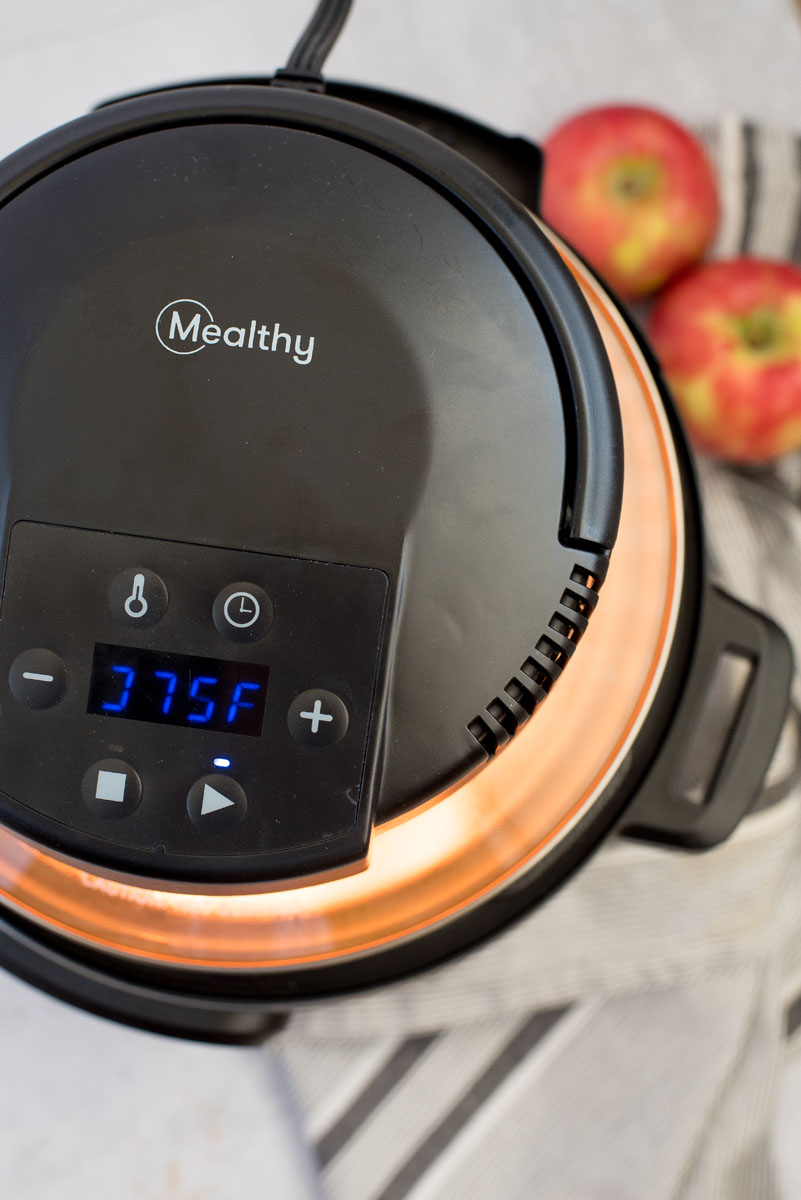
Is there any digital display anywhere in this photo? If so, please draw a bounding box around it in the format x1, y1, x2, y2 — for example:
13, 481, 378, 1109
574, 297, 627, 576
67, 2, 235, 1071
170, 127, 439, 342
87, 644, 269, 737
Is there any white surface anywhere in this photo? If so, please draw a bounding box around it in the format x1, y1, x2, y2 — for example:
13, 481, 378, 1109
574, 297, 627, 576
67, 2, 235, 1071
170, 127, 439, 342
3, 0, 801, 160
0, 971, 319, 1199
777, 1043, 801, 1197
2, 1, 801, 1196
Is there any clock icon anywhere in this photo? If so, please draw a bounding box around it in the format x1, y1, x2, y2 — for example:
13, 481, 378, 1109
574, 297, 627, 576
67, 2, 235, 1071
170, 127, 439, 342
223, 591, 260, 628
213, 583, 273, 642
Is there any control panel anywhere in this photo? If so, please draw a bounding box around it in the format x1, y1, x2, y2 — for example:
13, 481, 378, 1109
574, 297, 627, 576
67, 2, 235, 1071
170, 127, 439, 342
0, 523, 388, 882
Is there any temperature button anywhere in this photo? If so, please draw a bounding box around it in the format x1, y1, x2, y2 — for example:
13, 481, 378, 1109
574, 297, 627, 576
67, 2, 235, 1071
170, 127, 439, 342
213, 582, 273, 643
109, 568, 168, 628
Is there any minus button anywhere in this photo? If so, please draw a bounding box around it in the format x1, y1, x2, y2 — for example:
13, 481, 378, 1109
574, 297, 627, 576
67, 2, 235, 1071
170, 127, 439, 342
9, 649, 69, 709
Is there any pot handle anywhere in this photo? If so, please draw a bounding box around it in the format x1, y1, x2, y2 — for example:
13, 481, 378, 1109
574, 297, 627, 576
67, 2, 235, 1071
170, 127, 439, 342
620, 585, 793, 849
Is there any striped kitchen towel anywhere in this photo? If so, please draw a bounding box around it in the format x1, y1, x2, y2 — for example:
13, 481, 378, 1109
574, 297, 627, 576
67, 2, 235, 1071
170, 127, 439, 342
268, 118, 801, 1200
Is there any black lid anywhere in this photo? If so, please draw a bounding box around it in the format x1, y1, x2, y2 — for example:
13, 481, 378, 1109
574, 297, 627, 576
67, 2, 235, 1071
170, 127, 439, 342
0, 84, 621, 870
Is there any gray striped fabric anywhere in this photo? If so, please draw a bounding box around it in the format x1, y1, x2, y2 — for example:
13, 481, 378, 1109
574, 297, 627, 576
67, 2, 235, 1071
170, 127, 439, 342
269, 119, 801, 1200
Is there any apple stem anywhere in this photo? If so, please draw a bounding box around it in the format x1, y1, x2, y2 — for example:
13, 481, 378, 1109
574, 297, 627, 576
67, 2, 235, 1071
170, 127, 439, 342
606, 157, 662, 202
740, 309, 779, 351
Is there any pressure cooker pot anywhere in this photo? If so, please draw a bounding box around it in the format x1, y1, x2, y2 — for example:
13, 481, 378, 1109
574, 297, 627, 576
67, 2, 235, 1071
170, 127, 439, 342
0, 78, 790, 1041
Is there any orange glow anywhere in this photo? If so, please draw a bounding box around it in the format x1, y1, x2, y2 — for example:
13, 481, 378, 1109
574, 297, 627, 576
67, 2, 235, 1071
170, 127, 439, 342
0, 235, 684, 971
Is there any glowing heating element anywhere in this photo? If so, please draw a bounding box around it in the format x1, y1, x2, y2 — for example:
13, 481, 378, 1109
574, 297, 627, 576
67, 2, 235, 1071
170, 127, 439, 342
0, 235, 684, 972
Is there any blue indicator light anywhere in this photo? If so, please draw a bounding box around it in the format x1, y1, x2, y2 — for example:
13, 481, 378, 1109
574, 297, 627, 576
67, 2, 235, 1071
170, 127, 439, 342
213, 757, 231, 769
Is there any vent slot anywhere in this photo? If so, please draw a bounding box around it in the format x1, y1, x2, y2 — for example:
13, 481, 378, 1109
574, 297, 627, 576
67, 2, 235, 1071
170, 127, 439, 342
535, 635, 570, 667
469, 708, 513, 756
467, 556, 609, 757
562, 584, 599, 615
504, 676, 539, 715
570, 560, 606, 591
570, 565, 598, 591
553, 602, 589, 639
549, 614, 575, 639
487, 697, 519, 737
559, 590, 583, 614
468, 715, 497, 753
521, 656, 554, 690
470, 710, 494, 748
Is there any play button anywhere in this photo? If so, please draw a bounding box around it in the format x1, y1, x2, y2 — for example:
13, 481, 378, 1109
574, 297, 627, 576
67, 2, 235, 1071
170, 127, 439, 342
201, 784, 234, 815
186, 774, 247, 828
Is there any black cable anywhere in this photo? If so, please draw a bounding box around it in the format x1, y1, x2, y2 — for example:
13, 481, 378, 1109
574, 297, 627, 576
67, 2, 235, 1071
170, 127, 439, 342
283, 0, 355, 78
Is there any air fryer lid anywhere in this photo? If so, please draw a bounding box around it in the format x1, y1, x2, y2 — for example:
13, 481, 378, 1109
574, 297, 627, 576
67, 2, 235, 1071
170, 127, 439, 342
0, 220, 683, 992
0, 87, 621, 885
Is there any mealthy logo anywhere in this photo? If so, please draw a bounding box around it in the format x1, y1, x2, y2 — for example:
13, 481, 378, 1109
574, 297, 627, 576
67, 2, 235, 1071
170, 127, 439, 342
155, 298, 315, 365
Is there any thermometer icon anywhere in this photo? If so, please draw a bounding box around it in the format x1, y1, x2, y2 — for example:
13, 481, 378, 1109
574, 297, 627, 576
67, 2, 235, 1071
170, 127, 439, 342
124, 573, 149, 620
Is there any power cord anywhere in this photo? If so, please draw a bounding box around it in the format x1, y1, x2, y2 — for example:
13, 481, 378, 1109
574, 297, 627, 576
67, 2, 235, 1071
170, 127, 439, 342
277, 0, 354, 85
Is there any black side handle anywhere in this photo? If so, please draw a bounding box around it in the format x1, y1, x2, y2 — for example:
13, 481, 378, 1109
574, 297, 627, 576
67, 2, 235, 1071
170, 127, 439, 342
620, 585, 793, 849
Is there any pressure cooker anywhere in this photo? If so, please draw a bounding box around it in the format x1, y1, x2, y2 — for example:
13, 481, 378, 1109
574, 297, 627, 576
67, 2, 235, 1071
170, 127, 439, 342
0, 0, 791, 1041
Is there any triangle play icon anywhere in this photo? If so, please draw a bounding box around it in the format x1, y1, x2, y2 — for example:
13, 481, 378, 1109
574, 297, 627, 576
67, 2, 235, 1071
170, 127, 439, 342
200, 784, 235, 816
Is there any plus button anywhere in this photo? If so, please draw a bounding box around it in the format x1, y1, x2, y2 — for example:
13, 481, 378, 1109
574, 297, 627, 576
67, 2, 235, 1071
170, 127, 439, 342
288, 689, 349, 748
299, 698, 335, 734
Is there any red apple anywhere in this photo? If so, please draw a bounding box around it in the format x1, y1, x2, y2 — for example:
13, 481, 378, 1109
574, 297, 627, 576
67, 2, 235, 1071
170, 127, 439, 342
648, 258, 801, 462
542, 105, 719, 300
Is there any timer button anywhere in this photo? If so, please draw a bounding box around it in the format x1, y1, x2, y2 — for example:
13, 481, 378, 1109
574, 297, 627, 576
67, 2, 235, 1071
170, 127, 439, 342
186, 774, 248, 828
287, 689, 349, 748
109, 568, 168, 628
81, 759, 142, 819
213, 583, 273, 643
9, 649, 68, 709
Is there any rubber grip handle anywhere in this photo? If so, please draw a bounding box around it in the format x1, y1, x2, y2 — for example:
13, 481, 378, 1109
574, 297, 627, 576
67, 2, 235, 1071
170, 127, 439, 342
621, 584, 793, 849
